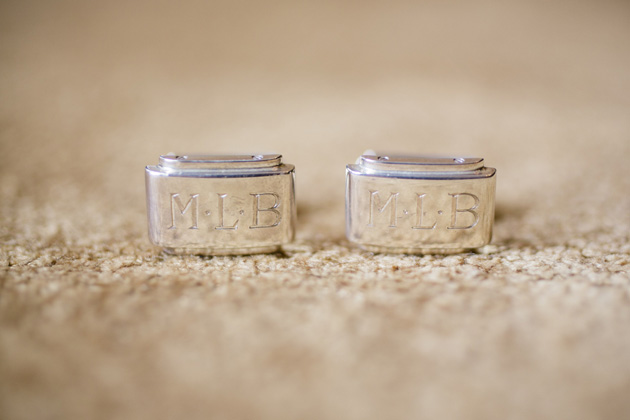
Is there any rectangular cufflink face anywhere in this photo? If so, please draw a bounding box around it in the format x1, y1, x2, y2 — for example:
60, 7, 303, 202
145, 155, 295, 255
346, 155, 496, 253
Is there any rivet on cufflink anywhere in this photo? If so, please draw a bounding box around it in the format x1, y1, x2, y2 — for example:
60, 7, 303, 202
346, 154, 496, 254
145, 154, 296, 255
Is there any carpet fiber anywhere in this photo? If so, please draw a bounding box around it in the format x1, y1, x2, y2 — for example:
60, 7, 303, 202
1, 1, 629, 419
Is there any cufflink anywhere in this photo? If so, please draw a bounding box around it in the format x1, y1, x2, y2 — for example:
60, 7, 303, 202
346, 154, 496, 253
145, 154, 296, 255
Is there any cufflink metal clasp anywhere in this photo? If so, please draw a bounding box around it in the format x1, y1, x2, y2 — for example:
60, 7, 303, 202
346, 154, 496, 253
145, 154, 296, 255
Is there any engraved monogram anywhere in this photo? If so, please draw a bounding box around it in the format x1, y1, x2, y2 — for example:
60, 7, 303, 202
367, 191, 398, 227
413, 193, 435, 230
168, 192, 282, 230
250, 193, 282, 229
216, 193, 238, 230
447, 193, 479, 230
367, 191, 480, 230
169, 193, 199, 230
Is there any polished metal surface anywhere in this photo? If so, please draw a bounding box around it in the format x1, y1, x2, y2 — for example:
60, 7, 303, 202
346, 154, 496, 253
159, 154, 282, 171
146, 154, 295, 255
360, 155, 485, 173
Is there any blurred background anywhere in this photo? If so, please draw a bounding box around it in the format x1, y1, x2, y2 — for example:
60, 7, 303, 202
1, 0, 628, 236
1, 1, 630, 419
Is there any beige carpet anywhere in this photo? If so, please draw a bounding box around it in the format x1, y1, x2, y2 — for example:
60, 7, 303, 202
1, 1, 630, 419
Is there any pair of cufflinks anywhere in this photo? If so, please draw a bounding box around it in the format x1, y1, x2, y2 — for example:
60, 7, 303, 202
145, 154, 496, 255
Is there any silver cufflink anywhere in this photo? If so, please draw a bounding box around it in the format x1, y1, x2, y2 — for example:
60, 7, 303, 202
346, 154, 496, 253
145, 154, 296, 255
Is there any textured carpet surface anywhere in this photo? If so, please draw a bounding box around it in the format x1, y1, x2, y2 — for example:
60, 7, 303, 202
1, 1, 630, 419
